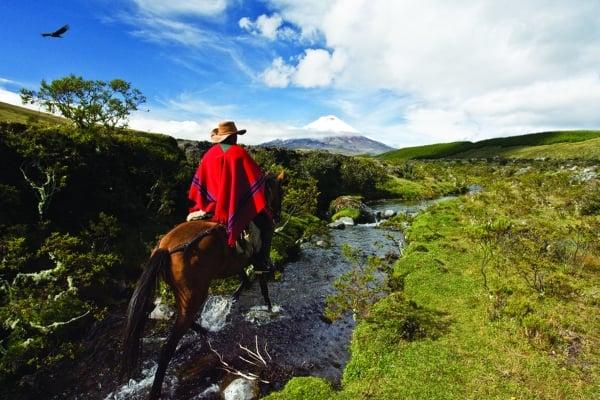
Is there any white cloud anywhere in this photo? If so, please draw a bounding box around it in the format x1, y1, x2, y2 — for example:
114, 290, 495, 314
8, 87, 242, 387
133, 0, 229, 16
0, 87, 66, 116
120, 1, 232, 48
262, 49, 346, 88
0, 87, 23, 105
363, 75, 600, 148
0, 77, 18, 85
264, 0, 600, 145
159, 92, 235, 118
122, 13, 206, 47
129, 114, 303, 144
293, 48, 345, 88
262, 57, 295, 88
239, 14, 286, 40
268, 0, 600, 95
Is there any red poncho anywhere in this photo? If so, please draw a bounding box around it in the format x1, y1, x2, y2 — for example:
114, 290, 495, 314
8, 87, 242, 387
188, 144, 270, 246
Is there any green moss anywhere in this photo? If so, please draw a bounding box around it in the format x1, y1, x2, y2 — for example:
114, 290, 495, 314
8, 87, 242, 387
331, 208, 360, 221
377, 176, 428, 199
263, 377, 335, 400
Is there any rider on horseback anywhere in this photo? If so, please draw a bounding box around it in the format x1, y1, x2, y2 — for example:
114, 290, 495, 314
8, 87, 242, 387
187, 121, 274, 272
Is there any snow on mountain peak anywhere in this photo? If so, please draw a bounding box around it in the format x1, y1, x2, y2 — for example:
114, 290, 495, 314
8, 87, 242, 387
302, 115, 359, 134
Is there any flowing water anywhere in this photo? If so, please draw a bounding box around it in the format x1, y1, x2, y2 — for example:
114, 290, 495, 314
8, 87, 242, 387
58, 195, 468, 400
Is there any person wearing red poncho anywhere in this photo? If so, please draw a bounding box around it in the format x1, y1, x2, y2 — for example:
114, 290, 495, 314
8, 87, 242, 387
187, 121, 273, 271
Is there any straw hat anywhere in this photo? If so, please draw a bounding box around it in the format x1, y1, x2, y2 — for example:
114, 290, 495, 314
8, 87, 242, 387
210, 121, 246, 143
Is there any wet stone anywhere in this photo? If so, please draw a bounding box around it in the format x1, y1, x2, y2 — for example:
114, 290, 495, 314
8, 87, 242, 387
223, 378, 258, 400
327, 220, 346, 229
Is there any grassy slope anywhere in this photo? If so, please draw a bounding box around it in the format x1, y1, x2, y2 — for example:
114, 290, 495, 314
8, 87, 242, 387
0, 101, 66, 125
379, 130, 600, 161
266, 163, 600, 400
451, 137, 600, 160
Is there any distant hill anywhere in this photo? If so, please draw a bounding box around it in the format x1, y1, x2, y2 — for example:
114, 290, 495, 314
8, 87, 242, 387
262, 135, 394, 156
379, 130, 600, 161
0, 101, 66, 125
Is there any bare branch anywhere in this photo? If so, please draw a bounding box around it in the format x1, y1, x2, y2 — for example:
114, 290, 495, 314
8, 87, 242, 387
208, 337, 271, 383
29, 311, 91, 334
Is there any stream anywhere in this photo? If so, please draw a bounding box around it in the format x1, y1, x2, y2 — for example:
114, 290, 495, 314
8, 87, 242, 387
58, 194, 468, 400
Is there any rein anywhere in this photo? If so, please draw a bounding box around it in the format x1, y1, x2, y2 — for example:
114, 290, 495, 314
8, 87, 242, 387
168, 225, 225, 255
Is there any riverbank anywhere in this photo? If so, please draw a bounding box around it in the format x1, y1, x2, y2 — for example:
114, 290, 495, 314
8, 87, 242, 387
266, 162, 600, 399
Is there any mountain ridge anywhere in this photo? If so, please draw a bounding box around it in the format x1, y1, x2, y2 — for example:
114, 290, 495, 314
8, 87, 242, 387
262, 135, 394, 156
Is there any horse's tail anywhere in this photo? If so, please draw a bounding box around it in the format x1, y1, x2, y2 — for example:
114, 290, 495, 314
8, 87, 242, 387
121, 248, 170, 378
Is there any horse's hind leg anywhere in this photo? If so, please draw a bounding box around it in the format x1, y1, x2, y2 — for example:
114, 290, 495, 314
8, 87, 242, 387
148, 315, 191, 400
148, 287, 208, 400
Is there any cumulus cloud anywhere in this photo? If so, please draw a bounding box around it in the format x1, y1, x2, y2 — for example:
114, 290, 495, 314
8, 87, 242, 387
239, 14, 287, 40
129, 114, 301, 144
262, 57, 295, 88
262, 49, 346, 88
293, 49, 346, 87
268, 0, 600, 94
363, 75, 600, 147
264, 0, 600, 144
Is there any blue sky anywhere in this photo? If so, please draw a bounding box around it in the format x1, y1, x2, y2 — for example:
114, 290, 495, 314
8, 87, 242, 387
1, 1, 599, 147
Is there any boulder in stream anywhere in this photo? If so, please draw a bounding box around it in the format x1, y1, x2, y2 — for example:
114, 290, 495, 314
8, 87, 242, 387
329, 195, 376, 223
149, 297, 174, 320
328, 220, 346, 229
337, 216, 355, 226
223, 377, 258, 400
381, 209, 397, 219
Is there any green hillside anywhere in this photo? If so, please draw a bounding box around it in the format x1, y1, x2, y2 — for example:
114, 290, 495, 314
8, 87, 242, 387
379, 130, 600, 161
0, 101, 66, 125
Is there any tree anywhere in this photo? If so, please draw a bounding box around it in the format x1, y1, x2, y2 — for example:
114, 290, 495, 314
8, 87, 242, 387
20, 75, 146, 129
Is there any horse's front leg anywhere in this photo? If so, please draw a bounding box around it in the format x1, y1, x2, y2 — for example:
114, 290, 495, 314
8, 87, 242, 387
257, 273, 272, 312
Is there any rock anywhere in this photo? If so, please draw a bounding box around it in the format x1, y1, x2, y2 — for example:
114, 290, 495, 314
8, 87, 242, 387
316, 240, 328, 248
514, 166, 532, 175
381, 209, 396, 219
327, 220, 346, 229
329, 195, 363, 213
223, 378, 258, 400
573, 167, 597, 183
328, 195, 376, 223
337, 216, 355, 226
149, 297, 174, 320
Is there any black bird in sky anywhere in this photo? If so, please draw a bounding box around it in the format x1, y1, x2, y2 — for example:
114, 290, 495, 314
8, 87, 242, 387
41, 24, 69, 38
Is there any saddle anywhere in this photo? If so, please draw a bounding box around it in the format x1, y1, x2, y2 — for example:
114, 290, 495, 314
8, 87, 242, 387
186, 211, 261, 258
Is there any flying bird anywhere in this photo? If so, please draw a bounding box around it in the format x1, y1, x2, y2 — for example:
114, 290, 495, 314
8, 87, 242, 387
41, 24, 69, 38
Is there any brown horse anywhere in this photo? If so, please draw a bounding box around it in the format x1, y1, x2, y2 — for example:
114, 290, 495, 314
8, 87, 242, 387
121, 172, 284, 399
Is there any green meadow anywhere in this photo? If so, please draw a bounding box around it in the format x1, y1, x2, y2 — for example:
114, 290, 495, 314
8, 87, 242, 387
379, 130, 600, 161
268, 160, 600, 399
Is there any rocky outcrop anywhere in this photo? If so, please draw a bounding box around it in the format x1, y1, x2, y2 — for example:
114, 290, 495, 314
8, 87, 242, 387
329, 195, 376, 223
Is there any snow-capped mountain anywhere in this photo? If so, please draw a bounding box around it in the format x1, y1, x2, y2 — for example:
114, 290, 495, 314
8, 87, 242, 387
302, 115, 359, 134
262, 116, 394, 155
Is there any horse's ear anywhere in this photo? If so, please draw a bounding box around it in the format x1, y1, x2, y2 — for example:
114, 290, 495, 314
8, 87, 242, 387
276, 169, 285, 182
